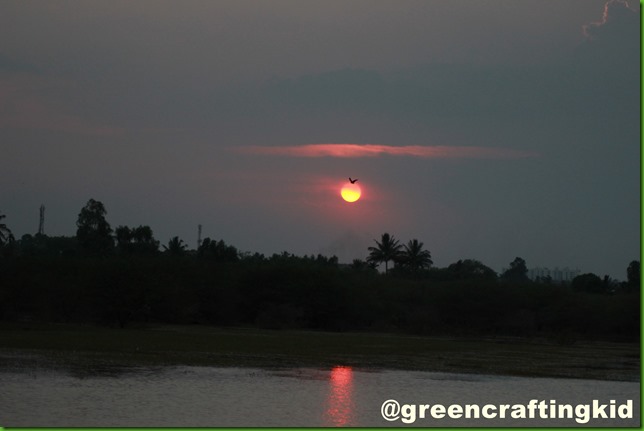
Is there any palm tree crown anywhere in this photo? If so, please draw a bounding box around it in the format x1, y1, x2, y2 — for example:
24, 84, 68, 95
163, 236, 187, 256
367, 232, 402, 274
399, 239, 433, 271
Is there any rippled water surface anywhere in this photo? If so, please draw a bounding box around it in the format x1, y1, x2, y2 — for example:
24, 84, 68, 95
1, 360, 639, 427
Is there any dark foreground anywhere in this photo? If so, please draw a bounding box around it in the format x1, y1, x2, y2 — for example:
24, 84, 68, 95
0, 323, 638, 382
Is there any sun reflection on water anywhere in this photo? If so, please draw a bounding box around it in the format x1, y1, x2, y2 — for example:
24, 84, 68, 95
324, 366, 355, 426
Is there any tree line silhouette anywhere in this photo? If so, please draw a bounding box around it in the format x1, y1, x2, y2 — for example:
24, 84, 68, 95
0, 200, 639, 341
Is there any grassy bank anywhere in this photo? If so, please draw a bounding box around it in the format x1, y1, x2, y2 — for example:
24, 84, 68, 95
0, 323, 639, 382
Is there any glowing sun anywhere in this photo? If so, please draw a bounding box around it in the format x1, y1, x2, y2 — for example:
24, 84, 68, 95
340, 182, 361, 202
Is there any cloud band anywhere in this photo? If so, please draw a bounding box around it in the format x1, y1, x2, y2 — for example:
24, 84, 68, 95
237, 144, 538, 159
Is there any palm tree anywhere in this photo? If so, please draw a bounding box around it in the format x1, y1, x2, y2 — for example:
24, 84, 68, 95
0, 212, 13, 245
399, 239, 433, 271
163, 236, 187, 256
367, 232, 402, 274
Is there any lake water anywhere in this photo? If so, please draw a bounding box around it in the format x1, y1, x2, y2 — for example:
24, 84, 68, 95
0, 359, 639, 427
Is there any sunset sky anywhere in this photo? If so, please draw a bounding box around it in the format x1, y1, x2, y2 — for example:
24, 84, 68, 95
1, 0, 639, 279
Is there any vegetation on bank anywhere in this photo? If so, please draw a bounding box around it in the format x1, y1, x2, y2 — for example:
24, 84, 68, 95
0, 200, 639, 342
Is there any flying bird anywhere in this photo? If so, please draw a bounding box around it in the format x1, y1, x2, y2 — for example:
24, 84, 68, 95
349, 177, 358, 184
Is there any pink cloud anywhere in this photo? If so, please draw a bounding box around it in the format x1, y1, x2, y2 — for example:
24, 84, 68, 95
237, 144, 538, 159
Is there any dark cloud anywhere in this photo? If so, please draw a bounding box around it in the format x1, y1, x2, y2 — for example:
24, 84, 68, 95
581, 2, 639, 71
569, 0, 639, 121
582, 0, 639, 41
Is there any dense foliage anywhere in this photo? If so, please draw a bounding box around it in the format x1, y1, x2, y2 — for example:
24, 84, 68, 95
0, 203, 639, 342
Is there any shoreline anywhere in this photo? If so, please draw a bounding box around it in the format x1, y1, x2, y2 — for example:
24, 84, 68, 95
0, 322, 639, 382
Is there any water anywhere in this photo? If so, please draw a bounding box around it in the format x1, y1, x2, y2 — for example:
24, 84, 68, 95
0, 361, 639, 427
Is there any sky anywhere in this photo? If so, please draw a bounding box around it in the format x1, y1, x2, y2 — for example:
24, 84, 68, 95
0, 0, 640, 279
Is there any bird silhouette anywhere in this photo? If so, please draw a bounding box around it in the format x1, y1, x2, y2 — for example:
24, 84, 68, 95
349, 178, 358, 184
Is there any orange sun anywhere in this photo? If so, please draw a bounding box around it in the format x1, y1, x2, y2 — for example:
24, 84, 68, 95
340, 182, 361, 202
